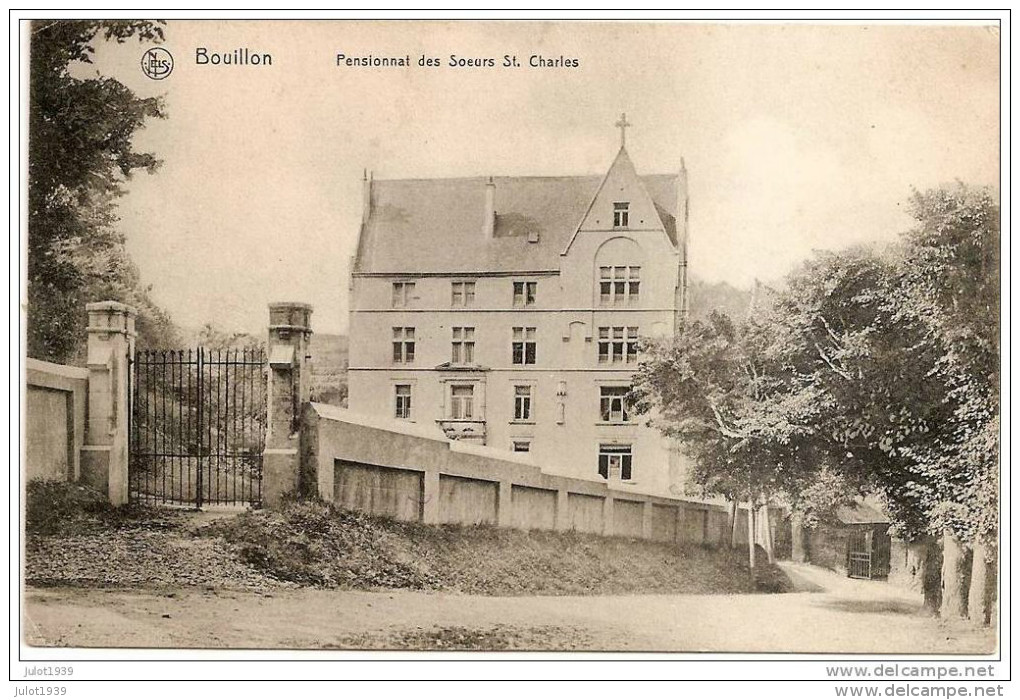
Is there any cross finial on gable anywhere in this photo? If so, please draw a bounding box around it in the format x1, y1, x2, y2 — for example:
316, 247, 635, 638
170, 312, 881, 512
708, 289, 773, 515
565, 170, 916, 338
615, 112, 632, 149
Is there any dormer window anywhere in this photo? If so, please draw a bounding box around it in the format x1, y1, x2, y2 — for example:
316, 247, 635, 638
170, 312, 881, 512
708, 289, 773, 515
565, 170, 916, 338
613, 202, 630, 228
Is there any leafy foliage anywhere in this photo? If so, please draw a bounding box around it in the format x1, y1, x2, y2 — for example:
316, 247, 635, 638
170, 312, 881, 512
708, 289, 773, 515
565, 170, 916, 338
193, 323, 264, 352
791, 468, 858, 528
28, 20, 177, 362
892, 185, 1000, 545
633, 184, 999, 550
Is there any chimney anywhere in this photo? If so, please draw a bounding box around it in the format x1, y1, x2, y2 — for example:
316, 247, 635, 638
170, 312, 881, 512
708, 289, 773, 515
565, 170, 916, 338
362, 169, 373, 225
483, 177, 496, 239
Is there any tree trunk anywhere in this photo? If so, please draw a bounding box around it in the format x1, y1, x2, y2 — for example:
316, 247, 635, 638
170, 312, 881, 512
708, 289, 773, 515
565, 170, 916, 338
728, 500, 739, 549
761, 505, 775, 563
791, 514, 807, 563
968, 542, 991, 626
940, 529, 969, 619
921, 536, 943, 614
747, 501, 756, 570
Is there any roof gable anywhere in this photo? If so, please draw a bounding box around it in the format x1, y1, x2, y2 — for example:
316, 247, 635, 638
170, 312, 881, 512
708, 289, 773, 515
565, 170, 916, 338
562, 148, 675, 255
579, 148, 669, 233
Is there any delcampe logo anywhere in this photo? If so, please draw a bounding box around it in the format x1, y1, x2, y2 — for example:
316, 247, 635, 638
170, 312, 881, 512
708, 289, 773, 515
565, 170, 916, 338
141, 47, 174, 80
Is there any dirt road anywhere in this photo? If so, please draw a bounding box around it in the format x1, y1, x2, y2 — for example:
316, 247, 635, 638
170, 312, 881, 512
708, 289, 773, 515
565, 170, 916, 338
22, 563, 995, 653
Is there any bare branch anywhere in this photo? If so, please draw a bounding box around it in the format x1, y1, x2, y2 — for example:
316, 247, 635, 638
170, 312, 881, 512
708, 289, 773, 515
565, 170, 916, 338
818, 314, 844, 347
709, 402, 747, 439
814, 342, 853, 381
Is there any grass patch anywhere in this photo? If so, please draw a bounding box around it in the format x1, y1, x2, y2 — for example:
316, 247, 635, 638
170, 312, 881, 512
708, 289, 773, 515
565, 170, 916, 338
27, 484, 791, 596
26, 480, 185, 536
203, 499, 791, 596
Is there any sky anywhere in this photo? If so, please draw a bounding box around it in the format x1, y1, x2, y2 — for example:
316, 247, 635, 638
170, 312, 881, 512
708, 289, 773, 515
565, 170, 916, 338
76, 20, 999, 335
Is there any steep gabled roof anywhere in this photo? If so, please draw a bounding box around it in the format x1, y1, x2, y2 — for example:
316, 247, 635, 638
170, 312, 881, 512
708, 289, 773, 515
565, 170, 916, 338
353, 171, 679, 275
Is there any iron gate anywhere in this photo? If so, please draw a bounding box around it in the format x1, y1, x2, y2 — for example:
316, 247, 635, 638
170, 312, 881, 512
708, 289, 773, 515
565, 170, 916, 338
129, 347, 267, 508
846, 529, 873, 579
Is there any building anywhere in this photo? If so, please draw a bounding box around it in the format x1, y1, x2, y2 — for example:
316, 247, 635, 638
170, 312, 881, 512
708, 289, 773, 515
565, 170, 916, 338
347, 120, 693, 497
800, 502, 893, 580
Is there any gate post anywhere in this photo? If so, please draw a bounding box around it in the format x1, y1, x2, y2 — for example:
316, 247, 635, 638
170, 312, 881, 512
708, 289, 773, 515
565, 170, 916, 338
80, 301, 136, 505
262, 302, 313, 507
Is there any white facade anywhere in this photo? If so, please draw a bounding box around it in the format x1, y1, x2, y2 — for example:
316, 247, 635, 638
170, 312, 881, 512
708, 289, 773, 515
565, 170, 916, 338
347, 145, 695, 497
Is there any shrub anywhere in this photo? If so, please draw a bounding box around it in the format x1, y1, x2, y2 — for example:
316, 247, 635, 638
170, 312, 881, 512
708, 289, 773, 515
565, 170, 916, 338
25, 479, 182, 535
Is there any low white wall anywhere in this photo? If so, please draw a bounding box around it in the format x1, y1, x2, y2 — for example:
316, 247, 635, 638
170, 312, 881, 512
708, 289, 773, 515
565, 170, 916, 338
303, 402, 735, 545
26, 358, 88, 482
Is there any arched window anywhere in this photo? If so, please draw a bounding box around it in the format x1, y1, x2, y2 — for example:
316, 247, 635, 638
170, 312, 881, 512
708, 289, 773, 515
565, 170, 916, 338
593, 237, 644, 307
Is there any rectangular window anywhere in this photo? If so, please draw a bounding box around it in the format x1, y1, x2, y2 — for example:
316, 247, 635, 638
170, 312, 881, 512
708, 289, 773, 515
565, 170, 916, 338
394, 384, 412, 419
512, 440, 531, 453
599, 386, 631, 423
451, 281, 476, 307
512, 281, 537, 307
512, 327, 537, 365
598, 327, 639, 363
599, 266, 640, 306
613, 202, 630, 228
450, 384, 475, 420
391, 281, 415, 308
392, 327, 415, 363
513, 385, 532, 421
598, 444, 633, 481
451, 326, 475, 364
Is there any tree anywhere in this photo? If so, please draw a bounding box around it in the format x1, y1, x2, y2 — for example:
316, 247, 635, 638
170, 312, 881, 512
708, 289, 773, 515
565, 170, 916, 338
634, 183, 999, 617
631, 310, 831, 568
893, 184, 1000, 622
760, 246, 958, 609
28, 20, 176, 362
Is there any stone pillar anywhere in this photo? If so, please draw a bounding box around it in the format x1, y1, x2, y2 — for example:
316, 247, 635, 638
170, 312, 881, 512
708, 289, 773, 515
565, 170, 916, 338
555, 489, 569, 531
422, 470, 440, 524
80, 301, 136, 505
263, 302, 312, 507
497, 480, 513, 527
603, 495, 615, 537
641, 501, 654, 540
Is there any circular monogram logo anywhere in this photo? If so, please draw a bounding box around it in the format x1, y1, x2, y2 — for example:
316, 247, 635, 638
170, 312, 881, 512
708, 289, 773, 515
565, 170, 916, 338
141, 47, 174, 80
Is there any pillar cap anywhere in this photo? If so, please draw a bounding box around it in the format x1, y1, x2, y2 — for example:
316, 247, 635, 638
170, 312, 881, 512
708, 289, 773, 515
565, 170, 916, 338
268, 302, 313, 312
268, 302, 313, 335
86, 300, 137, 316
